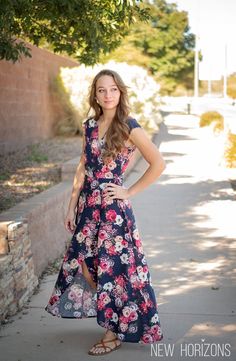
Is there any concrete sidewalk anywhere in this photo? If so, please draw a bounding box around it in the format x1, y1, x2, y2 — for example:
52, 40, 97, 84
0, 113, 235, 361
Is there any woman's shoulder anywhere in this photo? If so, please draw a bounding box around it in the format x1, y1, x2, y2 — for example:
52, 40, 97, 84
125, 116, 142, 131
83, 116, 94, 124
82, 116, 96, 127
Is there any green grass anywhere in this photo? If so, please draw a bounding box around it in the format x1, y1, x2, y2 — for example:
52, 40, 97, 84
0, 197, 16, 212
0, 172, 10, 181
36, 184, 51, 191
26, 144, 48, 163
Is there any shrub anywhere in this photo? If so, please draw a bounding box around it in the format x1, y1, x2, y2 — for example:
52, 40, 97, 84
227, 73, 236, 100
199, 111, 224, 133
224, 132, 236, 168
50, 75, 81, 136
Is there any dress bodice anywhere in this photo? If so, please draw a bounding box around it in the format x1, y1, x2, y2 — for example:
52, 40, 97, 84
82, 117, 142, 189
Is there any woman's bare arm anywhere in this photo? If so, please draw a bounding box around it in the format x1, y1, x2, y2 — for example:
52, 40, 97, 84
104, 127, 166, 202
127, 127, 166, 198
65, 130, 86, 233
67, 132, 86, 213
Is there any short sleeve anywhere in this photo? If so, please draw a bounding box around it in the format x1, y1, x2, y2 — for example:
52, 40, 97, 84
81, 120, 85, 136
126, 118, 142, 133
82, 118, 90, 127
81, 120, 87, 153
82, 117, 91, 134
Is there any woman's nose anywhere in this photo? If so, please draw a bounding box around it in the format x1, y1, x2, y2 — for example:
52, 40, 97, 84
104, 90, 112, 98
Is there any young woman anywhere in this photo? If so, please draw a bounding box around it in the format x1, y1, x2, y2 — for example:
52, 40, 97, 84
45, 69, 166, 356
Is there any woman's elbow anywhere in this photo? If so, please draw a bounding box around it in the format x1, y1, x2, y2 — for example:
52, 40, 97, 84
147, 150, 166, 176
161, 158, 166, 171
159, 160, 166, 175
153, 158, 166, 177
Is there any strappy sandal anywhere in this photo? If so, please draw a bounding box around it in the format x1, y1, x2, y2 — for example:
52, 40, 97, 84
88, 336, 121, 356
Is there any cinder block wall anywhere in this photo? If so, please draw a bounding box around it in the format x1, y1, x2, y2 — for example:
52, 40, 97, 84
0, 41, 78, 155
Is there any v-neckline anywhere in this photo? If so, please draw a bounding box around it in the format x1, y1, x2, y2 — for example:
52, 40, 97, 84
94, 118, 136, 149
96, 119, 110, 143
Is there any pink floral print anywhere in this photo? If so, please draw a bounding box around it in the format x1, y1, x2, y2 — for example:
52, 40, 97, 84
45, 117, 163, 343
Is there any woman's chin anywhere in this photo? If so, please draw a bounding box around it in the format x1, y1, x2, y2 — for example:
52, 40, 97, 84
102, 104, 118, 110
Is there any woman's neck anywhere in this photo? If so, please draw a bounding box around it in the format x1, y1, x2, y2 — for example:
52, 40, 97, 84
100, 109, 116, 123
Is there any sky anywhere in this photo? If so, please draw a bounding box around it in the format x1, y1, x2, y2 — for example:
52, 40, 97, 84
167, 0, 236, 80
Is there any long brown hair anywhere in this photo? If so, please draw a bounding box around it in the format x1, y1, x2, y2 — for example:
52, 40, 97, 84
87, 69, 131, 162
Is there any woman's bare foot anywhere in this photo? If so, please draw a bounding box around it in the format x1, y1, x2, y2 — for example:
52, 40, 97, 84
88, 330, 121, 355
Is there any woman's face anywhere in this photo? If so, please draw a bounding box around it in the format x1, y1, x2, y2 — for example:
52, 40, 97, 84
95, 75, 121, 111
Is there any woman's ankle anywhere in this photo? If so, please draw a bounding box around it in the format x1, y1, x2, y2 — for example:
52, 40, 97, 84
104, 329, 116, 340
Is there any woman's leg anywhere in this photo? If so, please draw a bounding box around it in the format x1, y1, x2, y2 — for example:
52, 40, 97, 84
82, 261, 121, 355
81, 260, 97, 290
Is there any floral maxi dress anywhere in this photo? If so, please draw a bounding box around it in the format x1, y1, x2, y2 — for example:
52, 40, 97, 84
44, 117, 164, 344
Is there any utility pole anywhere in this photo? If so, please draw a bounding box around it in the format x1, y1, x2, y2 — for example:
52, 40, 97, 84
194, 0, 200, 98
223, 43, 227, 98
208, 78, 212, 96
194, 35, 199, 98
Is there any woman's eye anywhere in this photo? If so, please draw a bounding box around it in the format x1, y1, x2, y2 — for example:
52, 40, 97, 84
97, 88, 117, 93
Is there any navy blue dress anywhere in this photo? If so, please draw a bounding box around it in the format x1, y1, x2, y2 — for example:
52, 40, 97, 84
45, 117, 163, 344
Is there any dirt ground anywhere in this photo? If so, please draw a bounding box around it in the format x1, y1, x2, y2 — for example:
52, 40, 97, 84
0, 136, 82, 213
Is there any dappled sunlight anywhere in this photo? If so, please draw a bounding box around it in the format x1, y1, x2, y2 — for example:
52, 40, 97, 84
158, 114, 233, 183
186, 323, 236, 337
16, 164, 56, 174
0, 163, 59, 210
144, 246, 163, 258
4, 166, 55, 189
150, 253, 235, 298
161, 284, 205, 297
159, 173, 197, 184
190, 200, 236, 240
120, 101, 235, 345
197, 239, 227, 249
8, 180, 51, 189
209, 187, 235, 200
188, 257, 225, 273
223, 325, 236, 332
